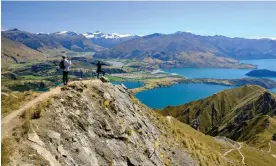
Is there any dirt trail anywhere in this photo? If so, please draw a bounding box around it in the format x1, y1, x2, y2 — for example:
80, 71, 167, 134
237, 143, 245, 164
223, 148, 236, 157
223, 142, 245, 164
1, 86, 61, 138
1, 80, 91, 139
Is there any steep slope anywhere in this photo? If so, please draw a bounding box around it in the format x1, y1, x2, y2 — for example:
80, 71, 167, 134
94, 31, 276, 68
83, 31, 140, 48
4, 80, 276, 165
1, 37, 47, 66
160, 85, 276, 148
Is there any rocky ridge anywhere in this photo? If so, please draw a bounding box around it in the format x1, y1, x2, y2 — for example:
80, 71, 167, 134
3, 80, 276, 165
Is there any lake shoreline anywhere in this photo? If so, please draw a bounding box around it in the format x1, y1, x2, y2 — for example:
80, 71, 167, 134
129, 77, 276, 94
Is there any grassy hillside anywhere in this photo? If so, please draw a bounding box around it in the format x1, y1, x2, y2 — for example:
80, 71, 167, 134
1, 37, 47, 66
160, 85, 276, 149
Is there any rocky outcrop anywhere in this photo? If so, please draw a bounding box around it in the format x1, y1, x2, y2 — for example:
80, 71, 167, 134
7, 81, 199, 166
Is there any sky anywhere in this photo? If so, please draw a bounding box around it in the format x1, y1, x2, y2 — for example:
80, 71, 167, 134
1, 1, 276, 38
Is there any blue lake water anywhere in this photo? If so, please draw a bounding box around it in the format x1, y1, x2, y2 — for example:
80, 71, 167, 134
135, 59, 276, 109
135, 83, 233, 109
164, 59, 276, 81
112, 81, 144, 89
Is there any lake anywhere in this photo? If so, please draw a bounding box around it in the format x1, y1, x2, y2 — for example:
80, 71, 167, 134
135, 83, 233, 109
112, 81, 144, 89
164, 59, 276, 81
135, 59, 276, 109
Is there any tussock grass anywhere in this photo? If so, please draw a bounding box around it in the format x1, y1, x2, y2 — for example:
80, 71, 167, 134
21, 97, 53, 134
1, 91, 39, 117
1, 138, 15, 165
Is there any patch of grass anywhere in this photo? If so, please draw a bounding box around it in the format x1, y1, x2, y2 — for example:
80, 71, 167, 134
127, 128, 134, 136
103, 100, 110, 107
106, 75, 125, 82
1, 91, 39, 117
1, 138, 15, 165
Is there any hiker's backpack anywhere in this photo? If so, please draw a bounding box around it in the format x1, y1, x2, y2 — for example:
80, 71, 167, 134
59, 60, 65, 69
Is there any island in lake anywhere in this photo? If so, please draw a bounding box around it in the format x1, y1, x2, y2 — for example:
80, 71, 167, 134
246, 69, 276, 77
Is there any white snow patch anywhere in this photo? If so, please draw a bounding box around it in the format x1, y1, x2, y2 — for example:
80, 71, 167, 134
57, 31, 68, 34
83, 31, 134, 39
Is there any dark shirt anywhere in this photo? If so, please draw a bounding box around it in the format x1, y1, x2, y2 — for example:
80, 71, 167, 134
97, 62, 102, 71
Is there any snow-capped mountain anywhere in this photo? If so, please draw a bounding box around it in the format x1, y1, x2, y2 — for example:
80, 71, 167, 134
83, 31, 133, 39
82, 31, 141, 48
52, 31, 80, 36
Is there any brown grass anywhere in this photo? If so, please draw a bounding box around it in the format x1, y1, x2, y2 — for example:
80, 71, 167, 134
1, 138, 15, 165
1, 91, 39, 117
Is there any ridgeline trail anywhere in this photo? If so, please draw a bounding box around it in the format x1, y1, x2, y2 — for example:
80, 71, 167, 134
1, 80, 91, 139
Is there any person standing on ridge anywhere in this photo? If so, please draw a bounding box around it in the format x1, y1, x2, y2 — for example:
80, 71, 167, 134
95, 61, 106, 79
59, 56, 72, 85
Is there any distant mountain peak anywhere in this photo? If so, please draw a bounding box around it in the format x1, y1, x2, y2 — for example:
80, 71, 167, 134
36, 32, 50, 35
144, 33, 165, 38
83, 31, 134, 39
8, 28, 20, 31
53, 31, 79, 36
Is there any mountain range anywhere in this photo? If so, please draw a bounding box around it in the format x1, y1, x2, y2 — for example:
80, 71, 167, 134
2, 29, 104, 53
83, 31, 140, 48
94, 31, 276, 68
2, 29, 276, 69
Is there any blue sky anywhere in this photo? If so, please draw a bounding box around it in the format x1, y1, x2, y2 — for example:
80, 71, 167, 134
2, 1, 276, 38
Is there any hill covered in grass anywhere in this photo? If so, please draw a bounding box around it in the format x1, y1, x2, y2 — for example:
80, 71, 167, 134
1, 37, 47, 66
160, 85, 276, 148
